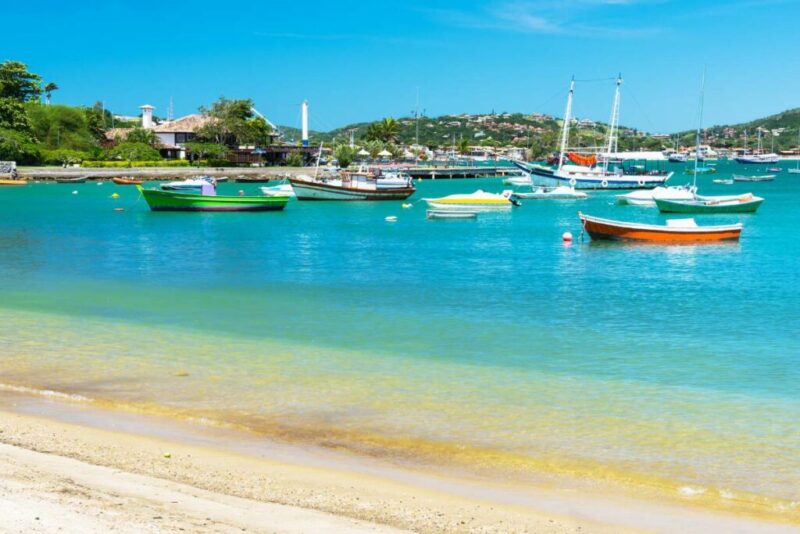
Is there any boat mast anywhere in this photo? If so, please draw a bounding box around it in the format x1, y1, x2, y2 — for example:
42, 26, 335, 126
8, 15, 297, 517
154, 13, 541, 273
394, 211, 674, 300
693, 68, 706, 187
558, 78, 575, 171
604, 75, 622, 171
313, 141, 323, 180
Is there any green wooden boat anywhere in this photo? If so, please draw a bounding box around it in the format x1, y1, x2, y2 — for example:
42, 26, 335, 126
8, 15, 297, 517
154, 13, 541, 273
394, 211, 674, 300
655, 194, 763, 214
137, 186, 289, 212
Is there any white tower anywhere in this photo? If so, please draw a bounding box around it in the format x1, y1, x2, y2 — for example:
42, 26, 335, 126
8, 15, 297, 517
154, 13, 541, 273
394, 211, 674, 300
301, 100, 309, 147
140, 104, 155, 129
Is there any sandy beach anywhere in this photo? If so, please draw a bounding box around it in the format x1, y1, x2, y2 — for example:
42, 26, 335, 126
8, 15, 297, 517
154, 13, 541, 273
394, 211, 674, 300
0, 396, 795, 534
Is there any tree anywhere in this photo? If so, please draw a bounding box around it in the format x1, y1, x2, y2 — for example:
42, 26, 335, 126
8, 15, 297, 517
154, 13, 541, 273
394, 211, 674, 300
106, 142, 161, 165
44, 82, 58, 105
363, 117, 400, 143
0, 61, 42, 102
334, 144, 356, 168
365, 140, 383, 159
195, 97, 271, 148
26, 103, 96, 150
85, 102, 110, 141
125, 127, 160, 147
0, 98, 32, 133
184, 142, 228, 165
285, 151, 304, 167
457, 138, 470, 155
0, 129, 41, 164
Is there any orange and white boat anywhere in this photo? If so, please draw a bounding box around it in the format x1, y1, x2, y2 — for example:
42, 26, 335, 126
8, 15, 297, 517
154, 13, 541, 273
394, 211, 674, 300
578, 212, 742, 243
112, 176, 143, 185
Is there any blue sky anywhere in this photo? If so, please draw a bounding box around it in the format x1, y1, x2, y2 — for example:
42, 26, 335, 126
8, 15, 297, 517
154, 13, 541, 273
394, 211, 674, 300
5, 0, 799, 133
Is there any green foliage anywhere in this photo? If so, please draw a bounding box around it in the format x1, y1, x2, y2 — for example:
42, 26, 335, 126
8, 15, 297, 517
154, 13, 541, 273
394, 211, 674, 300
85, 102, 110, 141
285, 151, 304, 166
41, 148, 90, 165
43, 82, 58, 104
106, 142, 162, 163
363, 117, 400, 143
26, 103, 97, 150
184, 142, 228, 165
125, 127, 160, 147
334, 144, 356, 168
0, 128, 41, 164
0, 61, 42, 102
82, 160, 190, 168
457, 138, 470, 155
0, 98, 32, 132
364, 140, 384, 159
195, 97, 272, 147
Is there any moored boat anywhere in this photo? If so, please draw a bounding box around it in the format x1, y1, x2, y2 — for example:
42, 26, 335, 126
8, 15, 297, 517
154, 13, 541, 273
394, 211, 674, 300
514, 185, 587, 200
733, 174, 775, 182
655, 194, 764, 214
160, 176, 215, 191
289, 168, 415, 201
578, 212, 742, 243
55, 176, 88, 184
260, 183, 296, 198
713, 179, 734, 185
423, 190, 514, 211
616, 185, 696, 207
112, 176, 143, 185
234, 176, 273, 183
426, 209, 478, 220
0, 178, 28, 186
137, 185, 289, 212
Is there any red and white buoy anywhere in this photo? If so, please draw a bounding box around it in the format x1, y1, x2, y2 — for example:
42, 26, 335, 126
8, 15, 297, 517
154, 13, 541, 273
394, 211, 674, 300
562, 231, 573, 243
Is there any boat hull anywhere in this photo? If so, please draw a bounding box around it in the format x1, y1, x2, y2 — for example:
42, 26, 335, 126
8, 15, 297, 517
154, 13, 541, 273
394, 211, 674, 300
579, 213, 742, 243
138, 187, 289, 212
529, 165, 671, 190
289, 179, 414, 201
655, 197, 763, 214
0, 179, 27, 186
113, 177, 143, 185
733, 175, 775, 182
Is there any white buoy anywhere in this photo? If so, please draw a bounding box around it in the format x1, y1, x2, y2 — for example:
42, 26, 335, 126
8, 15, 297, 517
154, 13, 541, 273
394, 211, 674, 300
72, 190, 78, 195
401, 203, 412, 209
562, 231, 573, 242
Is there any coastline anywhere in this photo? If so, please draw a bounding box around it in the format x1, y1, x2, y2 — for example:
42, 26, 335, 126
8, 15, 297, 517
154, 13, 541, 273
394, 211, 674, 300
0, 393, 795, 533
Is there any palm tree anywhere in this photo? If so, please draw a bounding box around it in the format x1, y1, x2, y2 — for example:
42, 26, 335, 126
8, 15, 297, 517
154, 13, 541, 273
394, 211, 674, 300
457, 138, 471, 155
379, 117, 400, 143
44, 82, 59, 105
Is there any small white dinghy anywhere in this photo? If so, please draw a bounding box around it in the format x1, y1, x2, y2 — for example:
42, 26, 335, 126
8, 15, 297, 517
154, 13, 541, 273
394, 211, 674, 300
161, 176, 215, 191
513, 185, 587, 200
503, 175, 533, 186
426, 210, 478, 220
616, 185, 697, 207
260, 183, 296, 198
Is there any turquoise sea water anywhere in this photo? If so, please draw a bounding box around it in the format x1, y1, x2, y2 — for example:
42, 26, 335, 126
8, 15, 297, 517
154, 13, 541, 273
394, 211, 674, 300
1, 162, 798, 515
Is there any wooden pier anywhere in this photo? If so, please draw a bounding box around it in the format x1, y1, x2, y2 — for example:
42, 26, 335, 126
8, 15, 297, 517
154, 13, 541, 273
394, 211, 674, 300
405, 166, 522, 180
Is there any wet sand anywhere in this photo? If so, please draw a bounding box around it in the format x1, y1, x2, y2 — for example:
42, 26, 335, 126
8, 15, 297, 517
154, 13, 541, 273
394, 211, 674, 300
0, 395, 795, 533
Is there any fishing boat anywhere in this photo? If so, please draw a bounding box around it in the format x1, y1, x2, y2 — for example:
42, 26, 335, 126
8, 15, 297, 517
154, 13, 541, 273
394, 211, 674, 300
520, 77, 672, 189
137, 184, 289, 212
112, 176, 143, 185
579, 212, 742, 243
424, 190, 515, 211
616, 185, 696, 207
668, 153, 688, 163
789, 131, 800, 174
514, 185, 587, 200
289, 168, 415, 201
55, 176, 88, 184
655, 193, 764, 214
260, 183, 296, 198
733, 174, 775, 182
160, 176, 215, 191
0, 178, 28, 186
426, 210, 478, 220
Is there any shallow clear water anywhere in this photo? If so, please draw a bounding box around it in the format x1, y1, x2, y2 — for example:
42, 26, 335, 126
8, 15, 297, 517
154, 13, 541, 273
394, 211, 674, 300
1, 162, 798, 512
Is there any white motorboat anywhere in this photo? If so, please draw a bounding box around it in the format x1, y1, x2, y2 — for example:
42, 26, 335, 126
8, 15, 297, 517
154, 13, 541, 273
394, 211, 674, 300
713, 179, 734, 185
160, 176, 215, 191
260, 183, 296, 198
503, 174, 533, 186
423, 190, 515, 211
514, 185, 587, 200
426, 210, 478, 220
616, 185, 697, 207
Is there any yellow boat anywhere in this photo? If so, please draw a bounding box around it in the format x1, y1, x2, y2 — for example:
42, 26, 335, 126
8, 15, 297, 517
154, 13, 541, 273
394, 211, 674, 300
0, 179, 27, 186
423, 190, 516, 211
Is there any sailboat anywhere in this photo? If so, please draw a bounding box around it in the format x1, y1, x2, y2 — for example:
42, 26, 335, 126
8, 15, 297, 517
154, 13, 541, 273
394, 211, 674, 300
655, 70, 763, 215
523, 76, 672, 189
789, 130, 800, 174
735, 129, 780, 164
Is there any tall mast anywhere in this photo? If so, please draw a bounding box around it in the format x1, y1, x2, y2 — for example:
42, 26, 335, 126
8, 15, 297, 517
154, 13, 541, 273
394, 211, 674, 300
693, 68, 706, 187
558, 78, 575, 171
605, 75, 622, 156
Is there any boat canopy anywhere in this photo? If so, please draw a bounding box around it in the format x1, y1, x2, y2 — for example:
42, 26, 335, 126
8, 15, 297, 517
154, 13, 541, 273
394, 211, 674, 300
568, 152, 597, 166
